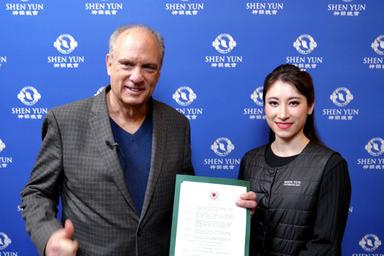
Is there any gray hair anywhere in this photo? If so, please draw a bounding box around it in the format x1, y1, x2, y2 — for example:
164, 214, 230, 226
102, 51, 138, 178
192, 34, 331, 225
108, 24, 165, 67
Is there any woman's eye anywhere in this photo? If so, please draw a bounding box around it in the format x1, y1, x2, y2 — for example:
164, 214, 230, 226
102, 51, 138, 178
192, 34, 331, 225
268, 101, 278, 107
289, 101, 300, 106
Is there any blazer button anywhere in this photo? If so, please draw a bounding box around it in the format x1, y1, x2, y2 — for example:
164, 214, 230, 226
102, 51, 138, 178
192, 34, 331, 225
137, 229, 142, 237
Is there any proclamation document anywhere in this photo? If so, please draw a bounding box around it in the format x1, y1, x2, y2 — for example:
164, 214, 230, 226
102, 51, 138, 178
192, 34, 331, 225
169, 175, 250, 256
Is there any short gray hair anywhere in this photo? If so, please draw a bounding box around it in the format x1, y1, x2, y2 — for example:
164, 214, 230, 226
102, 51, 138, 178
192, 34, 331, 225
108, 24, 165, 67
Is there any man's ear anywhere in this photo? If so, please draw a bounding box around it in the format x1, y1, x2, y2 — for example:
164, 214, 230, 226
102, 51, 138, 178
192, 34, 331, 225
106, 53, 112, 75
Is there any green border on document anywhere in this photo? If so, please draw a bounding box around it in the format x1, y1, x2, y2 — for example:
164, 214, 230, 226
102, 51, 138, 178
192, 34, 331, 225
169, 174, 250, 256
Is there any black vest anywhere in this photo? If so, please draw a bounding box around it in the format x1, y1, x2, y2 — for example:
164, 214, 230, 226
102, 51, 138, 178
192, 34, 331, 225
240, 143, 334, 256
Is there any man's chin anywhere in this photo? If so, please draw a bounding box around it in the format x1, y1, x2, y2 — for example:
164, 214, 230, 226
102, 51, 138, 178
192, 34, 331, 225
122, 97, 149, 108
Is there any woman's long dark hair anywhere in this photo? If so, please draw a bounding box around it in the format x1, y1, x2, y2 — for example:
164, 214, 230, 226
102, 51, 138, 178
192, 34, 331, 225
263, 64, 323, 145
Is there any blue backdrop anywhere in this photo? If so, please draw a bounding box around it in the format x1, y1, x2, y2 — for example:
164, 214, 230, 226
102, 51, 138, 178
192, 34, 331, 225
0, 0, 383, 255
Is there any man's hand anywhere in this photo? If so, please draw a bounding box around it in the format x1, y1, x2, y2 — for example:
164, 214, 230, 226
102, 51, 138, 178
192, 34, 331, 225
236, 191, 257, 215
45, 219, 78, 256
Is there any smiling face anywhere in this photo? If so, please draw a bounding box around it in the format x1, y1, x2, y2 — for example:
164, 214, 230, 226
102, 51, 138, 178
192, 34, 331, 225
106, 27, 162, 112
264, 80, 314, 143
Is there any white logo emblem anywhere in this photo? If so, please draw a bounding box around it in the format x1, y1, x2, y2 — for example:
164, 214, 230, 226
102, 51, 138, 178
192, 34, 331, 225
251, 86, 264, 106
365, 138, 384, 157
330, 87, 354, 107
17, 86, 42, 106
371, 35, 384, 56
172, 87, 197, 106
0, 232, 12, 250
359, 234, 382, 252
293, 34, 317, 55
211, 137, 235, 157
0, 139, 5, 153
212, 33, 237, 54
54, 34, 78, 54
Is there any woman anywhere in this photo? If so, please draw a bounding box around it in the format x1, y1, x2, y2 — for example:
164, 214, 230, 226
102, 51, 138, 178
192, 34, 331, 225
239, 64, 351, 255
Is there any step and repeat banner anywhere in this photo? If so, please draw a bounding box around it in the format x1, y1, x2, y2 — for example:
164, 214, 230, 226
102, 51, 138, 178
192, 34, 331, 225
0, 0, 383, 255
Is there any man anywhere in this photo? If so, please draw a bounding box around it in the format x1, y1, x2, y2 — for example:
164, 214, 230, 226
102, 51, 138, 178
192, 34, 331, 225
21, 25, 256, 256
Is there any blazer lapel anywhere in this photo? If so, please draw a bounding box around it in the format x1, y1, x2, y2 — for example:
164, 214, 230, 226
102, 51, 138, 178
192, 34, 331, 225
89, 87, 138, 215
140, 100, 166, 221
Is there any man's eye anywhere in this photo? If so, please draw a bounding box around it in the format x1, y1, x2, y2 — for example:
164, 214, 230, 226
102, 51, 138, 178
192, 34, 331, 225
143, 66, 158, 73
120, 62, 133, 68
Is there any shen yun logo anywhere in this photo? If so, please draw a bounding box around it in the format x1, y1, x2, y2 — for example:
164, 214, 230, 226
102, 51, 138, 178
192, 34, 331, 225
251, 87, 264, 107
357, 137, 384, 171
17, 86, 41, 106
205, 137, 240, 171
244, 86, 265, 121
371, 35, 384, 56
211, 137, 235, 157
172, 86, 202, 120
206, 33, 242, 68
363, 34, 384, 70
49, 34, 85, 68
0, 139, 13, 169
165, 0, 204, 16
0, 139, 5, 153
5, 0, 44, 16
287, 34, 323, 70
359, 234, 382, 252
330, 87, 354, 107
84, 0, 123, 16
328, 0, 367, 17
0, 56, 6, 68
54, 34, 78, 55
293, 34, 317, 55
212, 33, 237, 54
12, 86, 47, 120
0, 232, 12, 250
172, 86, 197, 106
245, 2, 284, 16
322, 87, 359, 121
365, 138, 384, 157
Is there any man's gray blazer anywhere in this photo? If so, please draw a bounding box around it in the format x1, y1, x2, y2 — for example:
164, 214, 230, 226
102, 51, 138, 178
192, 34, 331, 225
21, 86, 194, 256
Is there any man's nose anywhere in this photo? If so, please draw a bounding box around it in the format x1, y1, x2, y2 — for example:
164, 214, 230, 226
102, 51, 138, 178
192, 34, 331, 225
129, 67, 144, 83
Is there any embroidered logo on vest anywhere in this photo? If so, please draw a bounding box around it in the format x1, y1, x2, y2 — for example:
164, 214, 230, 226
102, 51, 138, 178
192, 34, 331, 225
283, 180, 301, 187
